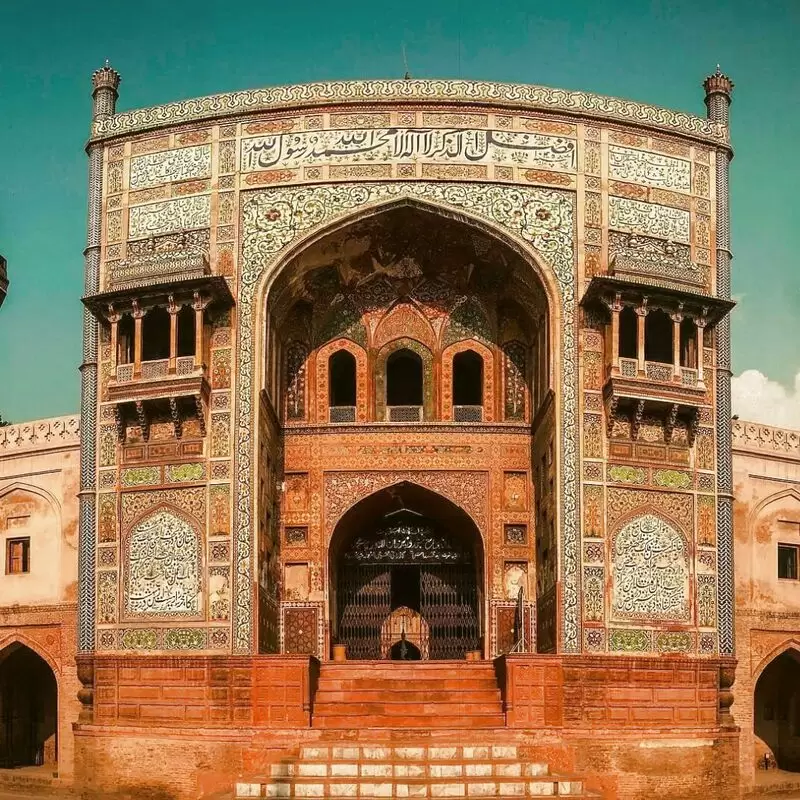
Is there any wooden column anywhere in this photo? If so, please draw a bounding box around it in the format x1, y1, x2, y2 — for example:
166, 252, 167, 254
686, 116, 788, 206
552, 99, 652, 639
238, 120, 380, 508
671, 305, 683, 379
635, 298, 648, 375
192, 291, 207, 370
168, 295, 178, 374
696, 316, 707, 387
607, 293, 622, 376
108, 303, 120, 374
132, 300, 144, 378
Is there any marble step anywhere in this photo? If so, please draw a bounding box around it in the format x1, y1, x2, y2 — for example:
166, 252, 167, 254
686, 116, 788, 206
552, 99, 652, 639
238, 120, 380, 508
235, 775, 587, 798
270, 762, 551, 779
298, 746, 522, 761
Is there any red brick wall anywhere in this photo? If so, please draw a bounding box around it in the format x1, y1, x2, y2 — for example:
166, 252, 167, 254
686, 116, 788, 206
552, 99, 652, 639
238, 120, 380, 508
503, 654, 721, 730
92, 654, 311, 727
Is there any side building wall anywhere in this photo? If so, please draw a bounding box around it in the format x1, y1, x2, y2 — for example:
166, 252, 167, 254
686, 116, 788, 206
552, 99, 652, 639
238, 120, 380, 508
0, 416, 82, 779
732, 419, 800, 790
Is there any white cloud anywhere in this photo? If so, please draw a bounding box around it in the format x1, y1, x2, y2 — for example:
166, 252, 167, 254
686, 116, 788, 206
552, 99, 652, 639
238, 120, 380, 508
732, 370, 800, 430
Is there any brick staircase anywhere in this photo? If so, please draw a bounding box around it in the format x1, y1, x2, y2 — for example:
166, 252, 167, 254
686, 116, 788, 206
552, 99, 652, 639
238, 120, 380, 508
235, 741, 592, 798
311, 662, 505, 729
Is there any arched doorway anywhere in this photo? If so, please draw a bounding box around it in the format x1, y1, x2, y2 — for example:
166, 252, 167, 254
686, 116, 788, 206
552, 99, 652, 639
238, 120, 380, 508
0, 644, 57, 768
329, 483, 483, 660
754, 649, 800, 771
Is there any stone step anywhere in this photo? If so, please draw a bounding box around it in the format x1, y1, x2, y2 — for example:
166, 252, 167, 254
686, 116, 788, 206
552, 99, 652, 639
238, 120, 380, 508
299, 746, 522, 761
271, 763, 550, 779
318, 679, 500, 692
314, 701, 502, 716
316, 690, 500, 703
319, 665, 496, 680
235, 775, 586, 798
313, 713, 506, 729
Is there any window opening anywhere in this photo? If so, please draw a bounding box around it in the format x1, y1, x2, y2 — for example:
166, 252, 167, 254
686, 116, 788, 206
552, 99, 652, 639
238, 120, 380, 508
778, 544, 799, 580
329, 350, 357, 406
177, 305, 195, 357
644, 309, 673, 364
619, 306, 637, 359
6, 538, 30, 575
680, 317, 697, 368
141, 306, 171, 361
453, 350, 483, 406
386, 349, 423, 407
118, 314, 135, 365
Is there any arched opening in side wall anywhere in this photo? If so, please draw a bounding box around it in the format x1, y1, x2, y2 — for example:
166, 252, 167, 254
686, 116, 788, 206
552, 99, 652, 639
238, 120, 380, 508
754, 649, 800, 772
0, 643, 57, 769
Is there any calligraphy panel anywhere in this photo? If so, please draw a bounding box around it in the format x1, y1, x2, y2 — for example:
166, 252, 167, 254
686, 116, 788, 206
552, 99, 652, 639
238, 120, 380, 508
129, 144, 212, 189
608, 145, 690, 191
608, 197, 690, 243
611, 514, 689, 621
125, 509, 202, 617
128, 195, 211, 239
241, 128, 577, 173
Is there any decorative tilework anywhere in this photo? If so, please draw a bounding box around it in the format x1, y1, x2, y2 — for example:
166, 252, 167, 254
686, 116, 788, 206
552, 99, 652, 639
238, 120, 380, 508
129, 145, 212, 189
128, 195, 211, 239
236, 181, 578, 652
608, 196, 690, 243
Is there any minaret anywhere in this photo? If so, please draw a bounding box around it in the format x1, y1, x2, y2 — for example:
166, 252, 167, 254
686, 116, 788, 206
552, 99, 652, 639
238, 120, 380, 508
78, 62, 120, 666
703, 66, 735, 658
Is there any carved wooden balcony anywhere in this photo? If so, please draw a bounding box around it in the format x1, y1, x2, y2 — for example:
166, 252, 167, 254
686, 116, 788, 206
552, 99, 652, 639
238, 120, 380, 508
107, 356, 209, 405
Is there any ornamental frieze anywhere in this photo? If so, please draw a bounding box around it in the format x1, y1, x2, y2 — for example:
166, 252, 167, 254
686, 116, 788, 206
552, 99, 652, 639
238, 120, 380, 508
90, 79, 729, 145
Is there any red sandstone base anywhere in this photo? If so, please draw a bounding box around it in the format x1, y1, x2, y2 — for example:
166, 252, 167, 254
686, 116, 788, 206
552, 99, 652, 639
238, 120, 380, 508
72, 654, 740, 800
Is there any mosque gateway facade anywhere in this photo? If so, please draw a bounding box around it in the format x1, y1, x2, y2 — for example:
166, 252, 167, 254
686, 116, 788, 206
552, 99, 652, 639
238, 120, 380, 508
15, 67, 800, 800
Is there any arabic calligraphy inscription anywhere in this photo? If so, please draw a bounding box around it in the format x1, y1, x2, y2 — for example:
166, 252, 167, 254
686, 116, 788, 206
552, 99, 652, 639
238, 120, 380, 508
241, 128, 577, 173
128, 195, 211, 239
608, 145, 690, 191
129, 144, 212, 189
608, 196, 690, 243
611, 514, 689, 621
125, 510, 201, 616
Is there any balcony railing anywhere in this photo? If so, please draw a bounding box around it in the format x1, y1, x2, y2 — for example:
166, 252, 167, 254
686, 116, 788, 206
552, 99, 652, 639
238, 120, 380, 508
387, 405, 423, 423
613, 357, 701, 388
115, 356, 199, 383
453, 405, 484, 422
329, 406, 356, 423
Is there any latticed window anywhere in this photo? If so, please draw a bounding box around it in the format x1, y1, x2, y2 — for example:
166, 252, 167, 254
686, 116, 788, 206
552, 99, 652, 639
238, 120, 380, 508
6, 537, 30, 574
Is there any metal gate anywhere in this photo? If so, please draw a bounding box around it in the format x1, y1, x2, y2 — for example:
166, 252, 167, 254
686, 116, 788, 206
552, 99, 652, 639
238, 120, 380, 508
334, 513, 480, 660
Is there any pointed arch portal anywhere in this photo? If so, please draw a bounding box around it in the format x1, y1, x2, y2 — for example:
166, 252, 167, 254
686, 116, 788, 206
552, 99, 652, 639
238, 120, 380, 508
754, 648, 800, 771
0, 643, 57, 768
329, 483, 483, 660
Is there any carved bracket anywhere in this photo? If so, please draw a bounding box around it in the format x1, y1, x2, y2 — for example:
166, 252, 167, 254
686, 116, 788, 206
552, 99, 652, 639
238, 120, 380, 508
665, 404, 679, 443
195, 394, 206, 437
631, 399, 645, 441
135, 400, 150, 442
169, 397, 183, 439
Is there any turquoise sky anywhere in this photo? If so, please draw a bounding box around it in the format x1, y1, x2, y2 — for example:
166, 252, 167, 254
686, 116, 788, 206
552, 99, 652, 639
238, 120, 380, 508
0, 0, 797, 423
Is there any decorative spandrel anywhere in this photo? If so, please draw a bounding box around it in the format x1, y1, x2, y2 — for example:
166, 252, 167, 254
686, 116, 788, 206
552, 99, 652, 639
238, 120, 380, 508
343, 517, 471, 565
125, 510, 201, 616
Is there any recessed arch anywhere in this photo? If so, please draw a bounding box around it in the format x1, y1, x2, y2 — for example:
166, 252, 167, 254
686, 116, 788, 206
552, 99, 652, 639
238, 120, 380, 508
0, 641, 58, 767
328, 481, 485, 660
235, 184, 577, 655
375, 338, 434, 422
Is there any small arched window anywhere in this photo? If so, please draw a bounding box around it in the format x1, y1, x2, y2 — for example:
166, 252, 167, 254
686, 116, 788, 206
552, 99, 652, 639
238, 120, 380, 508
453, 350, 483, 421
329, 350, 357, 422
386, 348, 423, 420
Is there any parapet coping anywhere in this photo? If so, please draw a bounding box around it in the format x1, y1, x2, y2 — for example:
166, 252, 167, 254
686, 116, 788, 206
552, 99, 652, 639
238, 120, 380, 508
732, 419, 800, 459
90, 78, 729, 147
0, 414, 80, 454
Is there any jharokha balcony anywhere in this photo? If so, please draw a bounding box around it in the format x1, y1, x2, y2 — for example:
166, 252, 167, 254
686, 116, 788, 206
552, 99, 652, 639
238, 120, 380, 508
581, 274, 734, 437
83, 250, 234, 440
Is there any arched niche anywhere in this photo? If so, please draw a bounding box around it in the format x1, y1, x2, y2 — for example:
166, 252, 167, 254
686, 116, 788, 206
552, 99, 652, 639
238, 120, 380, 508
240, 187, 575, 656
441, 339, 494, 422
373, 301, 437, 353
753, 647, 800, 772
375, 338, 434, 422
123, 507, 203, 619
314, 338, 368, 423
0, 642, 58, 767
